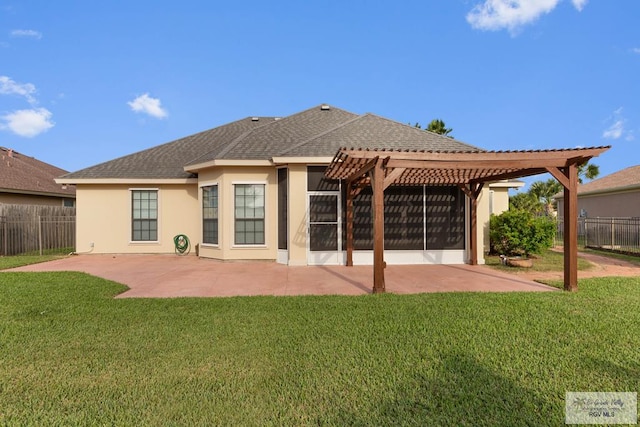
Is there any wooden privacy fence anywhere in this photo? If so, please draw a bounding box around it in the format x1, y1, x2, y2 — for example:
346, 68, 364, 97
0, 204, 76, 256
556, 217, 640, 256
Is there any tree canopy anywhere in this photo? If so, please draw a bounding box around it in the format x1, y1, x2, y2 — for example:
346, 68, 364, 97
426, 119, 453, 137
508, 160, 600, 216
412, 119, 453, 137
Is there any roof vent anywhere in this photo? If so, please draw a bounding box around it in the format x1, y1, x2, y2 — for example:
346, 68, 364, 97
251, 117, 260, 121
320, 104, 331, 111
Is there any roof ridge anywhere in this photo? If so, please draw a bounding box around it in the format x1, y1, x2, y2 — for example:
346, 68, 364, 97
276, 113, 365, 156
206, 116, 279, 158
189, 126, 259, 164
363, 112, 485, 152
201, 103, 358, 161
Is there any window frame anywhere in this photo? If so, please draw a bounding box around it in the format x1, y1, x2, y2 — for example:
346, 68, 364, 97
130, 188, 159, 243
232, 182, 267, 247
201, 183, 219, 247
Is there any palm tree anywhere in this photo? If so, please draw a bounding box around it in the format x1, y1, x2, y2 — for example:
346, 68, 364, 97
529, 179, 562, 216
426, 119, 453, 137
577, 161, 599, 184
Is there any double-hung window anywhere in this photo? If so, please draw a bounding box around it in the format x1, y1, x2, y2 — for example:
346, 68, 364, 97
131, 190, 158, 241
234, 184, 265, 245
202, 185, 218, 245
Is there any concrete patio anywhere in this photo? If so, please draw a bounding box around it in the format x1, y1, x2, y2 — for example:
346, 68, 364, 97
9, 254, 557, 298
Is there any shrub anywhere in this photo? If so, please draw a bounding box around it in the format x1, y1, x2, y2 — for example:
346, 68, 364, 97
489, 209, 556, 257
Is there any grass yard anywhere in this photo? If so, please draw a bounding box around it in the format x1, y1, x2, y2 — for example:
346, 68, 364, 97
485, 249, 593, 273
1, 272, 639, 426
0, 254, 68, 271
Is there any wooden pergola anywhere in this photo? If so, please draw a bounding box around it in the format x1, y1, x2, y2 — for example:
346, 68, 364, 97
324, 146, 610, 293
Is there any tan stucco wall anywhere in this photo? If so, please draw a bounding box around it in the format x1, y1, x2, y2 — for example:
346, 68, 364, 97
557, 189, 640, 218
75, 184, 198, 254
0, 193, 73, 206
75, 167, 499, 264
197, 166, 278, 261
287, 165, 309, 266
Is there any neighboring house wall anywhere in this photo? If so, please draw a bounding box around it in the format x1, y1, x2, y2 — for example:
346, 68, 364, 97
0, 192, 73, 206
557, 189, 640, 218
75, 184, 199, 254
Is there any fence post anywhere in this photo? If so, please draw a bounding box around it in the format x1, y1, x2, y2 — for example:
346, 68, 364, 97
610, 218, 615, 250
38, 215, 43, 256
584, 218, 588, 248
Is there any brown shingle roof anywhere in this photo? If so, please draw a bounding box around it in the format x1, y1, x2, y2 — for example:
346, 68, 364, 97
0, 148, 75, 197
576, 165, 640, 195
279, 113, 481, 156
188, 105, 359, 163
60, 104, 482, 181
61, 117, 275, 179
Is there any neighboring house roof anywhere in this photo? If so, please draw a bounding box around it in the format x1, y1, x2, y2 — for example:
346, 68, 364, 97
59, 104, 482, 181
0, 147, 75, 198
555, 165, 640, 198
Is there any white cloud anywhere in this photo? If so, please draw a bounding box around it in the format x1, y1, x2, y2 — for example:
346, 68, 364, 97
0, 108, 54, 137
0, 75, 37, 104
602, 120, 623, 140
571, 0, 587, 11
127, 93, 168, 119
602, 107, 629, 140
10, 29, 42, 39
466, 0, 587, 33
632, 48, 640, 54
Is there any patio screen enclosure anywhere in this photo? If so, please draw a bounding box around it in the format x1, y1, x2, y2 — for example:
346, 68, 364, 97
307, 166, 465, 252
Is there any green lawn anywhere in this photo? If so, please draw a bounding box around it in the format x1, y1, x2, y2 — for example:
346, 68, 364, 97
485, 249, 593, 273
1, 272, 639, 426
0, 254, 69, 270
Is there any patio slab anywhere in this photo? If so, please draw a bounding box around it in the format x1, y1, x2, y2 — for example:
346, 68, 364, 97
8, 254, 556, 298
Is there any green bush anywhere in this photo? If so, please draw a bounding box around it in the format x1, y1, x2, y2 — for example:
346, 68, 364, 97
489, 209, 556, 257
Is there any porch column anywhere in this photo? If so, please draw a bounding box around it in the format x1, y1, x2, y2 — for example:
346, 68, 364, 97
563, 163, 579, 291
371, 158, 386, 293
345, 180, 354, 267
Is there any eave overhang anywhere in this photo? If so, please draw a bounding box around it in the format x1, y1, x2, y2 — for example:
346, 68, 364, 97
55, 178, 198, 185
184, 159, 272, 172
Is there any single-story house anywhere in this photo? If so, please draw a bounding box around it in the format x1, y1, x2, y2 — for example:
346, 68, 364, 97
57, 104, 608, 291
556, 164, 640, 218
1, 147, 76, 207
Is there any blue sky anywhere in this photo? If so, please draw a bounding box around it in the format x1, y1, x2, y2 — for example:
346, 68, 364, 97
1, 0, 638, 189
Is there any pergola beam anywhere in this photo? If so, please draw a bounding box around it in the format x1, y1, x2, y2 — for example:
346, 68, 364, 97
386, 158, 569, 171
383, 168, 406, 190
339, 147, 609, 163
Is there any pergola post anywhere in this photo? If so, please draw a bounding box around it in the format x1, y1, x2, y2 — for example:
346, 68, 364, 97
563, 163, 579, 291
371, 158, 386, 293
345, 180, 354, 267
458, 183, 483, 266
547, 164, 580, 292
